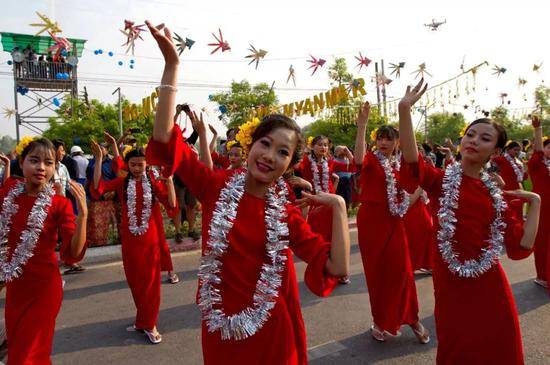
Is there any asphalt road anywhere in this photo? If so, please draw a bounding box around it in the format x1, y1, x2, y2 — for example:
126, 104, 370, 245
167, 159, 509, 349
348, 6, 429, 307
1, 229, 549, 364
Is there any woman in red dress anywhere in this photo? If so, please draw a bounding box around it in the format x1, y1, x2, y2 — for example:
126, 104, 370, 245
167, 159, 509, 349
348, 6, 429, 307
527, 115, 550, 290
353, 102, 429, 343
403, 187, 434, 272
1, 138, 87, 365
398, 79, 541, 365
91, 143, 178, 344
144, 20, 350, 364
295, 136, 354, 242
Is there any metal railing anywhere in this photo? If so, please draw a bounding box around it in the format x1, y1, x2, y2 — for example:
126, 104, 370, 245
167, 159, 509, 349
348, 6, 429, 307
13, 60, 75, 81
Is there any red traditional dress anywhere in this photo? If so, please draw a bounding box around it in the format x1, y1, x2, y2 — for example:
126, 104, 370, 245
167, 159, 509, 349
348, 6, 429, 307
1, 178, 86, 365
147, 125, 339, 365
493, 154, 528, 220
211, 151, 230, 170
403, 192, 434, 271
296, 156, 354, 242
401, 157, 531, 365
91, 173, 177, 330
355, 152, 420, 335
527, 151, 550, 290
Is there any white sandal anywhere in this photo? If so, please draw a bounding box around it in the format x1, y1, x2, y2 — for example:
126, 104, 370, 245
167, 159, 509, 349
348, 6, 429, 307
534, 278, 548, 288
144, 328, 162, 344
411, 323, 430, 344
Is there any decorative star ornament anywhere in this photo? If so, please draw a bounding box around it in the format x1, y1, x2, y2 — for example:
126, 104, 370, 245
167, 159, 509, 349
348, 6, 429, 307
30, 12, 62, 36
120, 20, 147, 55
307, 55, 326, 76
173, 33, 195, 55
2, 107, 16, 119
245, 44, 268, 69
354, 52, 372, 72
389, 62, 406, 78
412, 63, 432, 79
492, 65, 507, 76
287, 65, 296, 86
208, 29, 230, 54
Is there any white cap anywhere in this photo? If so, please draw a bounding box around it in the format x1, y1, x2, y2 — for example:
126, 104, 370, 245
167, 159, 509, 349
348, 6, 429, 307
70, 146, 83, 154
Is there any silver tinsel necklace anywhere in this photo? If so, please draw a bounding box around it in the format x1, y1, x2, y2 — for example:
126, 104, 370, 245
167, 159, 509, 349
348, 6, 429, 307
309, 155, 329, 193
503, 152, 525, 183
437, 162, 507, 278
0, 181, 54, 282
198, 171, 290, 341
127, 173, 153, 235
374, 150, 410, 217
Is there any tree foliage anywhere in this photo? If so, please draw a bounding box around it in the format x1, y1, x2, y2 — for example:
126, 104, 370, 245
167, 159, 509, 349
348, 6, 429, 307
0, 135, 16, 153
209, 80, 278, 128
425, 112, 467, 144
43, 97, 153, 153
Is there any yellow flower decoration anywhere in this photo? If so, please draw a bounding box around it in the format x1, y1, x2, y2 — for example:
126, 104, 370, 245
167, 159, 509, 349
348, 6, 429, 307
15, 136, 35, 156
122, 145, 133, 158
306, 136, 314, 149
226, 140, 239, 151
459, 124, 468, 137
235, 117, 261, 155
370, 128, 379, 141
543, 136, 549, 142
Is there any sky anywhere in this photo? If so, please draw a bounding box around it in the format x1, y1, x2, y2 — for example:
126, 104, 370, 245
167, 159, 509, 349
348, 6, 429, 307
0, 0, 548, 140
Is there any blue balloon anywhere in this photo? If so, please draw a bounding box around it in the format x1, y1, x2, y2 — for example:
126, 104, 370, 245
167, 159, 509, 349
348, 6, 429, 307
53, 98, 60, 107
208, 95, 214, 101
55, 73, 62, 79
94, 50, 99, 55
130, 59, 135, 64
98, 49, 103, 54
118, 61, 123, 66
7, 60, 13, 65
108, 51, 114, 57
219, 105, 228, 114
61, 50, 68, 57
130, 65, 134, 69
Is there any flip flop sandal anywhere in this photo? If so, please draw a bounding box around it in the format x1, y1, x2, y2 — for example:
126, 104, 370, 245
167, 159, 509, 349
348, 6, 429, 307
144, 329, 162, 344
168, 274, 180, 284
126, 325, 145, 333
534, 279, 549, 288
412, 324, 430, 344
370, 325, 386, 342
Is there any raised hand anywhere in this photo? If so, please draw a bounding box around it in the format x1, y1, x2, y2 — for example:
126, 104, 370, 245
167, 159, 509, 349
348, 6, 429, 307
190, 111, 207, 135
287, 176, 313, 191
0, 152, 10, 165
90, 140, 103, 160
356, 101, 371, 128
504, 189, 541, 203
69, 180, 88, 217
104, 131, 117, 145
531, 114, 541, 129
145, 20, 179, 66
399, 78, 428, 109
295, 191, 345, 209
208, 124, 218, 136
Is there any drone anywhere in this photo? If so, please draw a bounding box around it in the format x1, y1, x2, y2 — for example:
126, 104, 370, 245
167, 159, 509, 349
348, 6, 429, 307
424, 19, 446, 31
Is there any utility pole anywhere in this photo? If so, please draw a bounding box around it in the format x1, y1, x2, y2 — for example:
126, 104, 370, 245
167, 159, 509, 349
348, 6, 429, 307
112, 87, 122, 137
381, 59, 387, 118
375, 62, 381, 109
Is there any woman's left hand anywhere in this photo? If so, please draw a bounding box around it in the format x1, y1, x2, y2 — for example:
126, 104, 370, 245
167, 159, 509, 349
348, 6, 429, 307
504, 189, 540, 204
69, 180, 88, 217
287, 176, 312, 191
145, 20, 179, 66
295, 191, 345, 209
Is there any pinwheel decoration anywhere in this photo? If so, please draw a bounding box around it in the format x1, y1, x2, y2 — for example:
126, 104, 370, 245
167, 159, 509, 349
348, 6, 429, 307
47, 31, 72, 61
533, 63, 543, 72
208, 29, 230, 54
412, 63, 432, 79
120, 20, 147, 55
492, 65, 507, 76
355, 52, 372, 72
287, 65, 296, 86
518, 78, 527, 87
375, 73, 392, 86
30, 12, 62, 36
2, 107, 16, 119
307, 55, 326, 76
245, 44, 268, 69
389, 62, 406, 78
173, 33, 195, 55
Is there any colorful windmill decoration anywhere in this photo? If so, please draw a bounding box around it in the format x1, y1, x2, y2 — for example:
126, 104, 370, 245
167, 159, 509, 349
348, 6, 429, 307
47, 31, 72, 61
120, 20, 147, 55
492, 65, 507, 76
287, 65, 296, 86
354, 52, 372, 72
208, 29, 231, 54
173, 33, 195, 55
30, 12, 62, 36
2, 107, 16, 119
307, 55, 326, 76
375, 73, 392, 86
389, 62, 406, 78
245, 44, 268, 69
412, 63, 432, 79
518, 78, 527, 87
533, 63, 543, 72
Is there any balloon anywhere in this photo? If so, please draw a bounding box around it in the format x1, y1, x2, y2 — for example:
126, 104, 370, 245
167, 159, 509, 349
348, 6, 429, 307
61, 49, 68, 57
94, 50, 99, 55
7, 60, 13, 65
108, 51, 114, 57
98, 49, 103, 54
130, 59, 135, 64
130, 65, 134, 69
118, 61, 123, 66
219, 105, 228, 114
56, 73, 62, 79
53, 98, 60, 107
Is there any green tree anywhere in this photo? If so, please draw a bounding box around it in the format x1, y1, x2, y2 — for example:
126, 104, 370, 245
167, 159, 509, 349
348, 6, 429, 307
209, 80, 278, 128
0, 135, 16, 153
426, 112, 467, 144
534, 85, 550, 131
328, 57, 353, 86
43, 97, 153, 153
490, 106, 531, 142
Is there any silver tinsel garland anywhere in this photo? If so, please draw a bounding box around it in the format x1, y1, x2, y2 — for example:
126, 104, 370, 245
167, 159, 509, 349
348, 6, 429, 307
437, 162, 507, 278
198, 172, 290, 341
0, 181, 54, 282
504, 152, 525, 183
309, 155, 329, 193
127, 174, 153, 235
374, 150, 410, 217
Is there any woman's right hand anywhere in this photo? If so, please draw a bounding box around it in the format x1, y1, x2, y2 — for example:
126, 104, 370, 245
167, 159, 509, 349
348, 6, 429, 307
399, 78, 428, 109
356, 101, 370, 128
208, 124, 218, 136
90, 140, 103, 160
531, 114, 541, 129
190, 111, 207, 135
0, 153, 9, 165
104, 131, 117, 145
145, 20, 179, 66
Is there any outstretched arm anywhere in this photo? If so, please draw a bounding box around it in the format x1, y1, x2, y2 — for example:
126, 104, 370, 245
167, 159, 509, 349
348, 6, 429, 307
190, 111, 214, 170
532, 115, 543, 152
104, 131, 120, 160
354, 102, 370, 165
504, 190, 541, 250
208, 124, 218, 154
146, 20, 180, 144
68, 180, 87, 258
91, 141, 103, 190
398, 79, 428, 163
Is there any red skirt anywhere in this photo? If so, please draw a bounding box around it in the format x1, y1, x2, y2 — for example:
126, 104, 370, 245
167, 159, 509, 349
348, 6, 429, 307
357, 202, 419, 334
307, 205, 333, 242
404, 201, 434, 271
